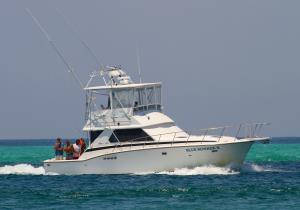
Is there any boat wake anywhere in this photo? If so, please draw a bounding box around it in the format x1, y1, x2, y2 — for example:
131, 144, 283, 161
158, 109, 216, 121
0, 164, 57, 175
134, 163, 286, 176
135, 165, 239, 176
0, 163, 284, 176
158, 165, 239, 175
241, 163, 285, 173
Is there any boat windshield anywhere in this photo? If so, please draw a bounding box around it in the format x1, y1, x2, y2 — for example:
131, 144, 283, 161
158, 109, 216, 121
112, 89, 134, 108
133, 86, 162, 112
85, 90, 111, 117
86, 84, 162, 120
111, 86, 162, 112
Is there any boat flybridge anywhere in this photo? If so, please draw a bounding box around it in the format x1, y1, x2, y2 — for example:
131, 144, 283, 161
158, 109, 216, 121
44, 67, 270, 174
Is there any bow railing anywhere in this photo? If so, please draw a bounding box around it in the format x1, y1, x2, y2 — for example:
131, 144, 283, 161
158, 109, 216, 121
111, 122, 270, 150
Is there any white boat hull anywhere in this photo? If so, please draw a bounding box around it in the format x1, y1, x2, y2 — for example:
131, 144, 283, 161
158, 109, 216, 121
44, 140, 256, 175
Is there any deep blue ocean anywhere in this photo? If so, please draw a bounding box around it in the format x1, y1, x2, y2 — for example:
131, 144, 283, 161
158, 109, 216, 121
0, 137, 299, 210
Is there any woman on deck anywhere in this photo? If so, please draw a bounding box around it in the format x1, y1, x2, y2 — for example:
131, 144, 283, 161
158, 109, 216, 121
54, 138, 64, 160
64, 140, 74, 160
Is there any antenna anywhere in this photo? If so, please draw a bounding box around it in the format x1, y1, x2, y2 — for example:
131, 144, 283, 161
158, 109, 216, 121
55, 9, 102, 69
136, 46, 142, 83
26, 8, 84, 89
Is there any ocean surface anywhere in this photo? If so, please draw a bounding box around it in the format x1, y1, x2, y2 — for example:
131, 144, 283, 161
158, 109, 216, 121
0, 137, 299, 210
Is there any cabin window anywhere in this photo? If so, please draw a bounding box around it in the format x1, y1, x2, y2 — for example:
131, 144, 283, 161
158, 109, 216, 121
109, 129, 153, 143
90, 130, 103, 143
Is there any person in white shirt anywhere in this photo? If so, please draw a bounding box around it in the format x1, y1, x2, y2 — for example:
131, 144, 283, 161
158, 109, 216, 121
73, 139, 81, 159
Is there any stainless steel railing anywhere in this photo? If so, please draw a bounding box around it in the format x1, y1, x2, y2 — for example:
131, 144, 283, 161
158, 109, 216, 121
111, 122, 270, 150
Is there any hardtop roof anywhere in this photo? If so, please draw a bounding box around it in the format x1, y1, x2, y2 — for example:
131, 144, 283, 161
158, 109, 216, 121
84, 82, 162, 91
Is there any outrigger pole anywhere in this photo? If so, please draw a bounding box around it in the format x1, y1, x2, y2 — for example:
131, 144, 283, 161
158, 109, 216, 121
136, 45, 142, 83
26, 8, 84, 89
55, 9, 103, 70
54, 9, 107, 87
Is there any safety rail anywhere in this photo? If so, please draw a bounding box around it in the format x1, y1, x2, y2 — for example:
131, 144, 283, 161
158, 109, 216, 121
112, 122, 270, 150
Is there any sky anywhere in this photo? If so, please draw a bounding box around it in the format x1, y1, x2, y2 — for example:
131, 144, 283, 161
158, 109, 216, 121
0, 0, 300, 139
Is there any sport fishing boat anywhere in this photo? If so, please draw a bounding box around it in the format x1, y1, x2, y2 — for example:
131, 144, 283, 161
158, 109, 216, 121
44, 67, 270, 174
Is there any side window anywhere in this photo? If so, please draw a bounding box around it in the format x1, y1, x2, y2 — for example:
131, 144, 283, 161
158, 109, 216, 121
109, 129, 153, 143
90, 130, 103, 143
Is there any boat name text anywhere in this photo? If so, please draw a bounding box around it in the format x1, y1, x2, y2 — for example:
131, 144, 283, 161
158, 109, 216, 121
186, 146, 220, 153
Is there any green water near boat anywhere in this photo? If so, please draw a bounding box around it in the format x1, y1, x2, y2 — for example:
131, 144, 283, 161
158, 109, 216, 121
0, 143, 299, 166
0, 139, 299, 210
247, 143, 300, 162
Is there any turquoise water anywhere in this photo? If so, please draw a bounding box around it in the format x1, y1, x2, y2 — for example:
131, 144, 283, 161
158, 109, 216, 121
0, 138, 299, 209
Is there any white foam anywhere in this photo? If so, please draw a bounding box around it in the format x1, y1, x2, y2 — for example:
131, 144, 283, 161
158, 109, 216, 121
0, 163, 283, 176
0, 164, 56, 175
159, 166, 240, 175
242, 163, 266, 172
241, 163, 283, 173
135, 165, 239, 176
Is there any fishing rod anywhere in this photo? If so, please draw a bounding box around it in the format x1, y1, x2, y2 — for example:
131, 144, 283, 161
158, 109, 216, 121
55, 9, 103, 70
54, 9, 109, 87
26, 8, 84, 89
